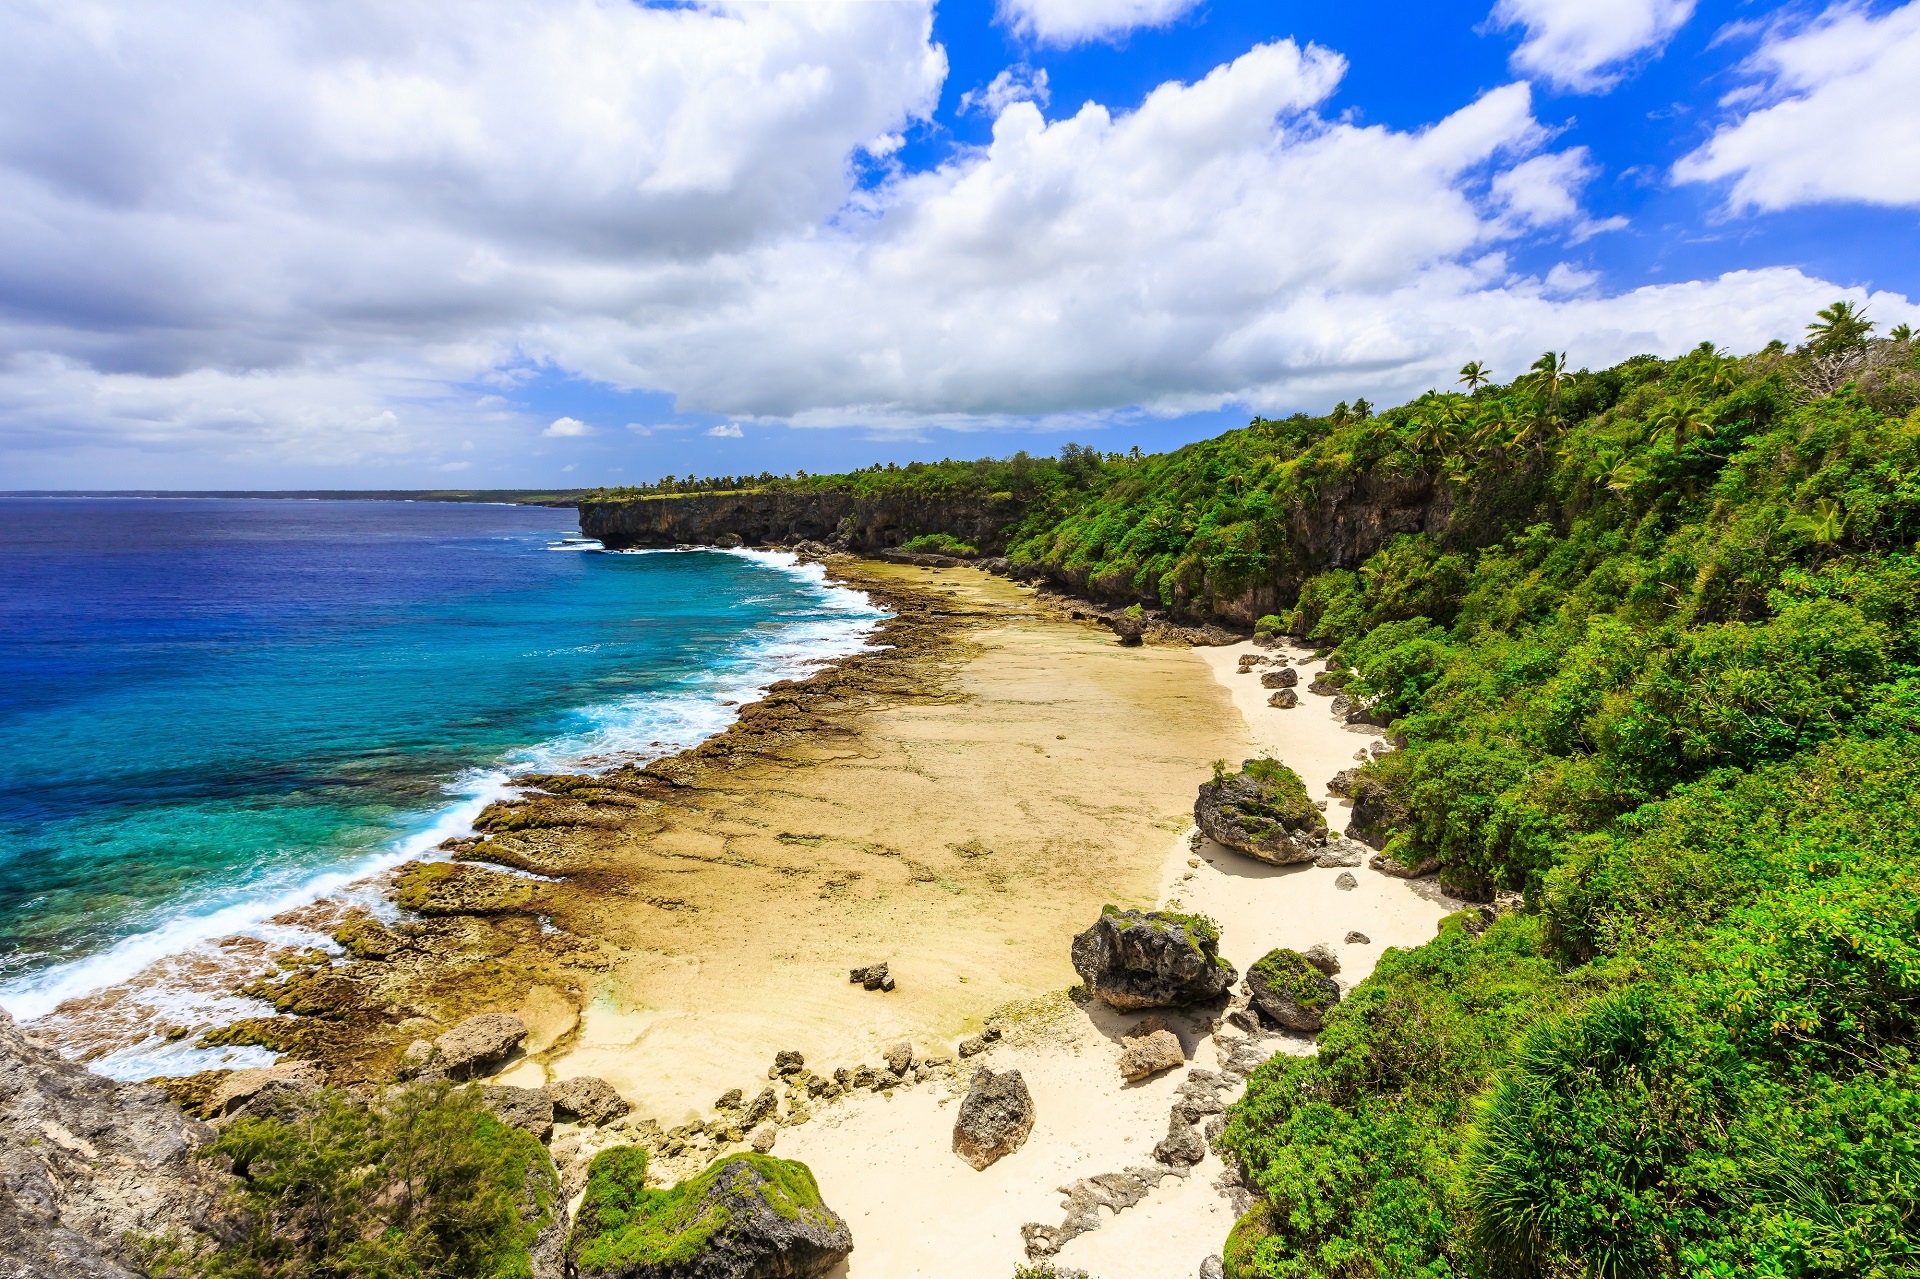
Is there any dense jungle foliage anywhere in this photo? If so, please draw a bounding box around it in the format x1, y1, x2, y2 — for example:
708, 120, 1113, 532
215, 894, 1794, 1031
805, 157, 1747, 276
1203, 312, 1920, 1276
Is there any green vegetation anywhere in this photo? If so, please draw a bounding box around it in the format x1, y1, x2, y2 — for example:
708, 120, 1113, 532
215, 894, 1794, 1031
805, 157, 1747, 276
568, 1150, 831, 1273
1248, 948, 1338, 1014
143, 1081, 555, 1278
898, 531, 979, 556
1236, 758, 1319, 826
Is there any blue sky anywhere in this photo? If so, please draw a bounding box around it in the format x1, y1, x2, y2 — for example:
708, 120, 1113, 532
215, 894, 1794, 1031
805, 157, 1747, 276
2, 0, 1916, 488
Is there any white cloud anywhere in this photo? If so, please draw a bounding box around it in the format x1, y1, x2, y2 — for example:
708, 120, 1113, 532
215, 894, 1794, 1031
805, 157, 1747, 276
706, 423, 744, 438
1493, 0, 1695, 92
543, 416, 592, 437
0, 3, 1911, 484
998, 0, 1202, 46
960, 65, 1051, 116
1674, 2, 1920, 210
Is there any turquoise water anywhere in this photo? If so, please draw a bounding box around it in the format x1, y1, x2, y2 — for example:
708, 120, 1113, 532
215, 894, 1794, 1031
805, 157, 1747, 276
0, 498, 882, 1073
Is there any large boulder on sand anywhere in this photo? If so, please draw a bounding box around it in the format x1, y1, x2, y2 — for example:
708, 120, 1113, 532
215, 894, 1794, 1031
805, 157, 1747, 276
1245, 949, 1343, 1033
551, 1075, 630, 1126
1117, 1029, 1185, 1082
1071, 908, 1237, 1010
1194, 759, 1327, 865
952, 1068, 1035, 1170
569, 1148, 851, 1279
1259, 667, 1297, 688
432, 1013, 527, 1080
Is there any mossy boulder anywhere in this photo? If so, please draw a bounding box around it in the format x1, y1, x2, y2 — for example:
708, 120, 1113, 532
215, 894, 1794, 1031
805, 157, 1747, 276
1071, 907, 1237, 1010
1194, 759, 1327, 865
568, 1148, 852, 1279
1245, 948, 1342, 1033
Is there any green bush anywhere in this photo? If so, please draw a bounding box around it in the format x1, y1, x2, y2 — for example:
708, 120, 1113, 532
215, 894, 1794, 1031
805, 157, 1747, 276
898, 532, 979, 556
146, 1081, 556, 1279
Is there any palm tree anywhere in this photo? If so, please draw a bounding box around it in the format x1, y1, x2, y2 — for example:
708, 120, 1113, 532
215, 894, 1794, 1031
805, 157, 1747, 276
1527, 351, 1569, 410
1805, 300, 1874, 354
1783, 498, 1847, 545
1592, 449, 1639, 497
1654, 399, 1716, 456
1893, 323, 1914, 344
1459, 361, 1491, 392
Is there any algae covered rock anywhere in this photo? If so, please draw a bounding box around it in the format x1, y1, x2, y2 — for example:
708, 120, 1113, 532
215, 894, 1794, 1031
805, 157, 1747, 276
1194, 759, 1327, 865
569, 1148, 851, 1279
1245, 948, 1342, 1033
1070, 907, 1237, 1010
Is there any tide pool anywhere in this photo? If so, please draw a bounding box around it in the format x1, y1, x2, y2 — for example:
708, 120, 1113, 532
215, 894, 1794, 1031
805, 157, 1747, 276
0, 498, 882, 1073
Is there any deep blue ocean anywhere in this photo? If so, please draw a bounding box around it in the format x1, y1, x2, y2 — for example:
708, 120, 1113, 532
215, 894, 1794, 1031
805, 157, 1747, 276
0, 498, 882, 1075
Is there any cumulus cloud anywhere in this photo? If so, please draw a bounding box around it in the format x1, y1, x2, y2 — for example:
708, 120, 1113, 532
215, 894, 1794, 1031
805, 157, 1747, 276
997, 0, 1202, 46
1493, 0, 1695, 92
543, 417, 592, 437
706, 423, 743, 438
1674, 1, 1920, 210
960, 65, 1051, 116
0, 2, 1909, 482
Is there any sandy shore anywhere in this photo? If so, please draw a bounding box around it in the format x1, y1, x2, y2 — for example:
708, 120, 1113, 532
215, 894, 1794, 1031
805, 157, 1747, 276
506, 564, 1253, 1122
532, 626, 1455, 1279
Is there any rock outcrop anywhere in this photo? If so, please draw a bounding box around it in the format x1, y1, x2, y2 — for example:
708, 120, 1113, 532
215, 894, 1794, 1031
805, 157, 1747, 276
580, 491, 1021, 557
0, 1011, 228, 1278
1245, 949, 1343, 1033
1347, 771, 1411, 850
412, 1012, 528, 1081
569, 1149, 851, 1279
1117, 1027, 1185, 1082
1194, 760, 1328, 865
1071, 908, 1237, 1010
952, 1068, 1035, 1170
551, 1075, 630, 1126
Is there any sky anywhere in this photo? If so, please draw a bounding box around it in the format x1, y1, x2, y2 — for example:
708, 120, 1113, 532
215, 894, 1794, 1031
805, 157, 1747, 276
2, 0, 1918, 490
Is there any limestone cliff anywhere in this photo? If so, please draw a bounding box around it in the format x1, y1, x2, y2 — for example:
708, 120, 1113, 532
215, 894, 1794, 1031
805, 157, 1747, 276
578, 491, 1025, 555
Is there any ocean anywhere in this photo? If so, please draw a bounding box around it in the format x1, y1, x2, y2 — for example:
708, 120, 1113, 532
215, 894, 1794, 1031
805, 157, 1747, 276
0, 497, 883, 1078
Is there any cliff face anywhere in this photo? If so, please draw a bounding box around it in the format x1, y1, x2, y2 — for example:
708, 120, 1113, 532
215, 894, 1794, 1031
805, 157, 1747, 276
578, 471, 1454, 628
579, 492, 1025, 555
0, 1011, 226, 1277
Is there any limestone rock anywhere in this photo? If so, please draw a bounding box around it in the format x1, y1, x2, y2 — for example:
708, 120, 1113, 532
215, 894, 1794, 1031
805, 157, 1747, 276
0, 1010, 226, 1278
849, 961, 891, 990
1369, 850, 1439, 878
1345, 931, 1371, 944
1266, 688, 1298, 709
1194, 759, 1327, 865
1117, 1029, 1185, 1082
773, 1049, 805, 1077
740, 1087, 778, 1128
1259, 667, 1298, 688
1326, 767, 1361, 799
1348, 774, 1412, 851
750, 1123, 777, 1153
551, 1075, 630, 1126
1335, 872, 1358, 890
569, 1150, 851, 1279
433, 1013, 528, 1081
1308, 670, 1346, 696
1153, 1113, 1206, 1166
952, 1068, 1034, 1170
205, 1058, 326, 1119
714, 1087, 743, 1112
883, 1040, 915, 1075
1302, 944, 1341, 976
1070, 908, 1237, 1011
482, 1084, 555, 1142
1246, 949, 1343, 1033
1314, 840, 1364, 868
957, 1035, 988, 1057
1202, 1255, 1227, 1279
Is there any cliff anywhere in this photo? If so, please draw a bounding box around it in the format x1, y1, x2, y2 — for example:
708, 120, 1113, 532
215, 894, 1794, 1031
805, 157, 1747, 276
578, 491, 1026, 555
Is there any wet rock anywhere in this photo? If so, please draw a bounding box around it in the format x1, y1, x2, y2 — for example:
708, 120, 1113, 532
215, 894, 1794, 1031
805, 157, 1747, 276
883, 1040, 915, 1076
551, 1076, 630, 1126
1194, 759, 1327, 865
1117, 1029, 1185, 1082
952, 1068, 1034, 1170
1335, 872, 1358, 890
1246, 949, 1343, 1033
1070, 908, 1237, 1010
569, 1150, 851, 1279
0, 1010, 227, 1279
206, 1059, 326, 1120
1266, 688, 1298, 709
433, 1013, 528, 1081
1302, 944, 1341, 976
1345, 931, 1371, 944
1259, 667, 1298, 688
482, 1084, 555, 1142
